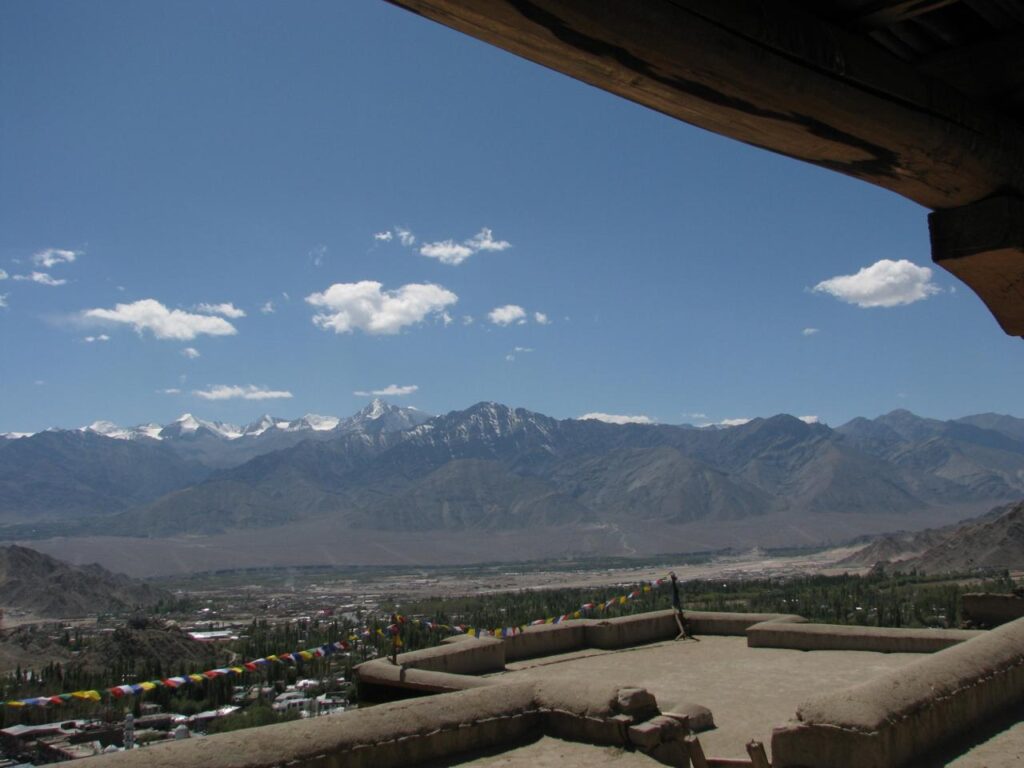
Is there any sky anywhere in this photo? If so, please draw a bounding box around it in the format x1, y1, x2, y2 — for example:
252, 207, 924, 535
1, 0, 1021, 433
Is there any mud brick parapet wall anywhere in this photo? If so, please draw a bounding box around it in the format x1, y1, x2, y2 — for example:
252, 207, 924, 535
84, 609, 1024, 768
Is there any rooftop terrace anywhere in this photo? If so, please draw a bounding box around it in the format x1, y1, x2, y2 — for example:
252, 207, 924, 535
85, 607, 1024, 767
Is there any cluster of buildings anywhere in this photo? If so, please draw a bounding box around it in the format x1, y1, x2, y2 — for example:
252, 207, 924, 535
0, 681, 350, 765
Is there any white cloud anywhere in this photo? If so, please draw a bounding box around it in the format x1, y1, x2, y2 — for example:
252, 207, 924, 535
420, 227, 511, 265
441, 311, 454, 326
505, 346, 533, 362
84, 300, 238, 340
579, 412, 655, 425
32, 248, 79, 268
465, 227, 511, 252
353, 384, 419, 397
13, 271, 66, 286
374, 231, 394, 242
0, 269, 7, 280
306, 281, 457, 335
488, 304, 527, 326
83, 334, 110, 343
260, 301, 275, 314
157, 388, 182, 395
813, 259, 940, 308
533, 311, 550, 325
462, 315, 474, 325
802, 327, 819, 336
309, 244, 327, 267
196, 302, 246, 319
420, 240, 474, 265
193, 384, 293, 401
396, 227, 416, 247
181, 347, 201, 359
799, 415, 820, 424
0, 294, 8, 308
718, 418, 752, 427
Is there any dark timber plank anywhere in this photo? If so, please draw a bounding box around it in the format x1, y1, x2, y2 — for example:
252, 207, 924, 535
384, 0, 1024, 210
917, 29, 1024, 117
929, 196, 1024, 336
851, 0, 961, 29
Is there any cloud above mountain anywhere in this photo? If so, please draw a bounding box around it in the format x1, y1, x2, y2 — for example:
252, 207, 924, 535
196, 302, 246, 319
13, 271, 66, 286
193, 384, 293, 400
419, 227, 511, 266
579, 412, 654, 425
489, 304, 527, 326
354, 384, 419, 396
813, 259, 940, 308
32, 248, 80, 268
305, 281, 457, 335
84, 299, 238, 340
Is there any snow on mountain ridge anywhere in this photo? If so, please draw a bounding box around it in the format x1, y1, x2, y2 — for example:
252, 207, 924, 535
300, 414, 340, 431
26, 402, 429, 443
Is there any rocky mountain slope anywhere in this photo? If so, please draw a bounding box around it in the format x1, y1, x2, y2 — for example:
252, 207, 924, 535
0, 545, 171, 617
0, 430, 208, 522
904, 500, 1024, 573
0, 400, 429, 527
3, 404, 1023, 549
120, 403, 1024, 537
839, 500, 1024, 573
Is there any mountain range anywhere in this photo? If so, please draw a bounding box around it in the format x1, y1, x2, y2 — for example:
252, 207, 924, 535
839, 500, 1024, 574
2, 402, 1023, 571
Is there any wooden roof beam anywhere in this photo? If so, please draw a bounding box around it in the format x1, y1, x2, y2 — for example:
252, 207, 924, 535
930, 197, 1024, 337
851, 0, 961, 29
384, 0, 1024, 210
386, 0, 1024, 334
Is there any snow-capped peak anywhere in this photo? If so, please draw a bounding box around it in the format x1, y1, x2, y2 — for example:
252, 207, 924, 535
164, 413, 243, 440
175, 414, 202, 432
300, 414, 340, 431
363, 398, 388, 420
348, 399, 431, 434
82, 420, 163, 441
86, 420, 124, 436
242, 414, 289, 437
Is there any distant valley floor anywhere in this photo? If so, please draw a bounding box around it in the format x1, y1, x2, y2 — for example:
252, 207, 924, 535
26, 504, 989, 577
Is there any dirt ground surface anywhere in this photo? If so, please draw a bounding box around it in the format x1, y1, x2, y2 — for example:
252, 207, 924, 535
26, 503, 986, 577
930, 706, 1024, 768
489, 638, 1024, 766
493, 637, 922, 761
441, 735, 663, 767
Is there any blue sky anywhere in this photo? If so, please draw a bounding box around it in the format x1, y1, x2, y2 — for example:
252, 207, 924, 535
2, 0, 1021, 433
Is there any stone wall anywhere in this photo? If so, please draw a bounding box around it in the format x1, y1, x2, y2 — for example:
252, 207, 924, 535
84, 678, 684, 768
771, 615, 1024, 768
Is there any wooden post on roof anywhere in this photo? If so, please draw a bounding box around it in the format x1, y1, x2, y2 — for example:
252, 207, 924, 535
747, 739, 771, 768
686, 735, 710, 768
